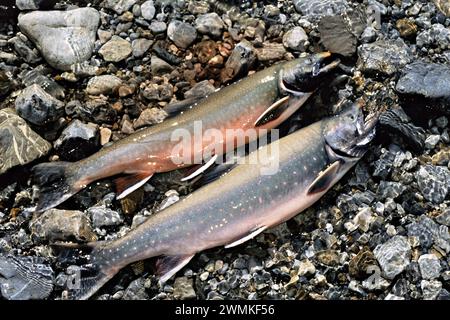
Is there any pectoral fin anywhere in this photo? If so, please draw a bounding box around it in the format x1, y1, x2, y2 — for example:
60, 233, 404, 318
115, 173, 154, 200
156, 254, 195, 285
307, 161, 341, 195
181, 154, 218, 182
225, 226, 267, 248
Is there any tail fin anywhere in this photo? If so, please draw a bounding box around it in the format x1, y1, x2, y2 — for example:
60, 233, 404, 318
31, 162, 80, 213
55, 243, 117, 300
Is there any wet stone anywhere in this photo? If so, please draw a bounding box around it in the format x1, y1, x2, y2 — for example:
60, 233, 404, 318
30, 209, 96, 242
53, 120, 99, 162
0, 108, 51, 175
86, 75, 122, 96
374, 235, 411, 279
18, 8, 100, 70
167, 20, 197, 49
99, 36, 132, 63
358, 39, 412, 77
283, 26, 309, 52
294, 0, 349, 20
418, 254, 441, 280
415, 165, 450, 204
195, 13, 224, 38
15, 84, 65, 126
0, 254, 53, 300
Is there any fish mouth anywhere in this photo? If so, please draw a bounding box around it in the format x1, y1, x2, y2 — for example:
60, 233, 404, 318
313, 52, 341, 77
349, 111, 379, 157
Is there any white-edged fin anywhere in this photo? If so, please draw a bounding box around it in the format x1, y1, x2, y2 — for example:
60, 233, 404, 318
307, 161, 341, 195
181, 154, 218, 182
254, 96, 289, 127
225, 226, 267, 249
116, 174, 153, 200
156, 254, 195, 285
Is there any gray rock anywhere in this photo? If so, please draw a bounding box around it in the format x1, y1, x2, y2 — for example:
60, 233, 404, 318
133, 107, 167, 129
15, 84, 65, 126
396, 61, 450, 108
374, 235, 411, 279
131, 38, 153, 58
407, 216, 450, 253
103, 0, 137, 14
195, 13, 224, 38
360, 26, 377, 43
436, 209, 450, 226
417, 24, 450, 49
377, 181, 406, 199
222, 39, 256, 82
151, 55, 174, 75
8, 36, 41, 64
30, 209, 96, 242
0, 108, 51, 174
0, 71, 12, 97
184, 80, 216, 99
418, 254, 441, 280
86, 75, 122, 95
140, 1, 155, 21
21, 68, 65, 99
425, 134, 440, 149
0, 254, 53, 300
99, 36, 132, 62
150, 21, 167, 34
421, 280, 442, 300
122, 277, 148, 300
167, 20, 197, 49
256, 42, 287, 62
16, 0, 57, 10
18, 8, 100, 70
415, 165, 450, 204
358, 39, 412, 77
283, 26, 309, 51
318, 15, 357, 57
53, 119, 99, 161
435, 116, 448, 129
88, 206, 123, 228
173, 277, 196, 300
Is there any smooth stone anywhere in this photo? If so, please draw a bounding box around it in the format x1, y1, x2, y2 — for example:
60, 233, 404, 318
99, 36, 132, 62
131, 38, 153, 58
0, 108, 51, 175
86, 75, 122, 95
151, 55, 174, 75
18, 8, 100, 71
167, 20, 197, 49
195, 12, 224, 38
103, 0, 137, 14
140, 0, 155, 21
283, 26, 309, 51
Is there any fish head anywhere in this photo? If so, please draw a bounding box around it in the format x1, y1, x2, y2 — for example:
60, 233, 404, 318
323, 101, 378, 160
280, 52, 341, 93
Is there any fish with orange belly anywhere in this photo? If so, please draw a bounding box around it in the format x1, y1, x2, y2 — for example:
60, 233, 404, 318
31, 52, 339, 213
62, 102, 377, 300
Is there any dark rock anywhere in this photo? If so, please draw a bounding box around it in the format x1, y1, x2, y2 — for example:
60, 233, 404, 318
0, 254, 53, 300
18, 8, 100, 70
377, 181, 407, 199
415, 165, 450, 204
122, 277, 148, 300
151, 56, 174, 75
0, 71, 12, 97
0, 108, 51, 175
407, 216, 450, 253
15, 84, 65, 126
54, 119, 99, 162
318, 16, 357, 57
184, 80, 215, 99
30, 209, 96, 242
8, 36, 41, 64
20, 68, 65, 100
167, 20, 197, 49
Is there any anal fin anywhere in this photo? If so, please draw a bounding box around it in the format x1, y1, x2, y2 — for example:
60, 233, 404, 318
115, 173, 153, 200
156, 254, 195, 284
254, 96, 289, 127
307, 161, 341, 195
225, 226, 267, 249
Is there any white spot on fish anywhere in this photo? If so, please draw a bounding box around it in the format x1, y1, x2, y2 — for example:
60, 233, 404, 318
260, 75, 275, 84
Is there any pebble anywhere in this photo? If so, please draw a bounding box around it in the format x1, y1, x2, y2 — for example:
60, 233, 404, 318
0, 108, 51, 175
425, 135, 440, 149
0, 254, 53, 300
15, 84, 65, 126
167, 20, 197, 49
53, 119, 99, 161
221, 39, 256, 82
132, 39, 153, 58
100, 127, 112, 146
195, 13, 224, 38
18, 8, 100, 70
99, 36, 132, 63
282, 26, 309, 52
103, 0, 137, 14
374, 235, 411, 279
415, 165, 450, 204
256, 42, 287, 62
86, 75, 122, 95
173, 277, 196, 300
418, 254, 441, 280
30, 209, 96, 242
436, 209, 450, 226
421, 280, 442, 300
151, 56, 174, 75
133, 107, 167, 129
150, 21, 167, 34
140, 1, 155, 21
